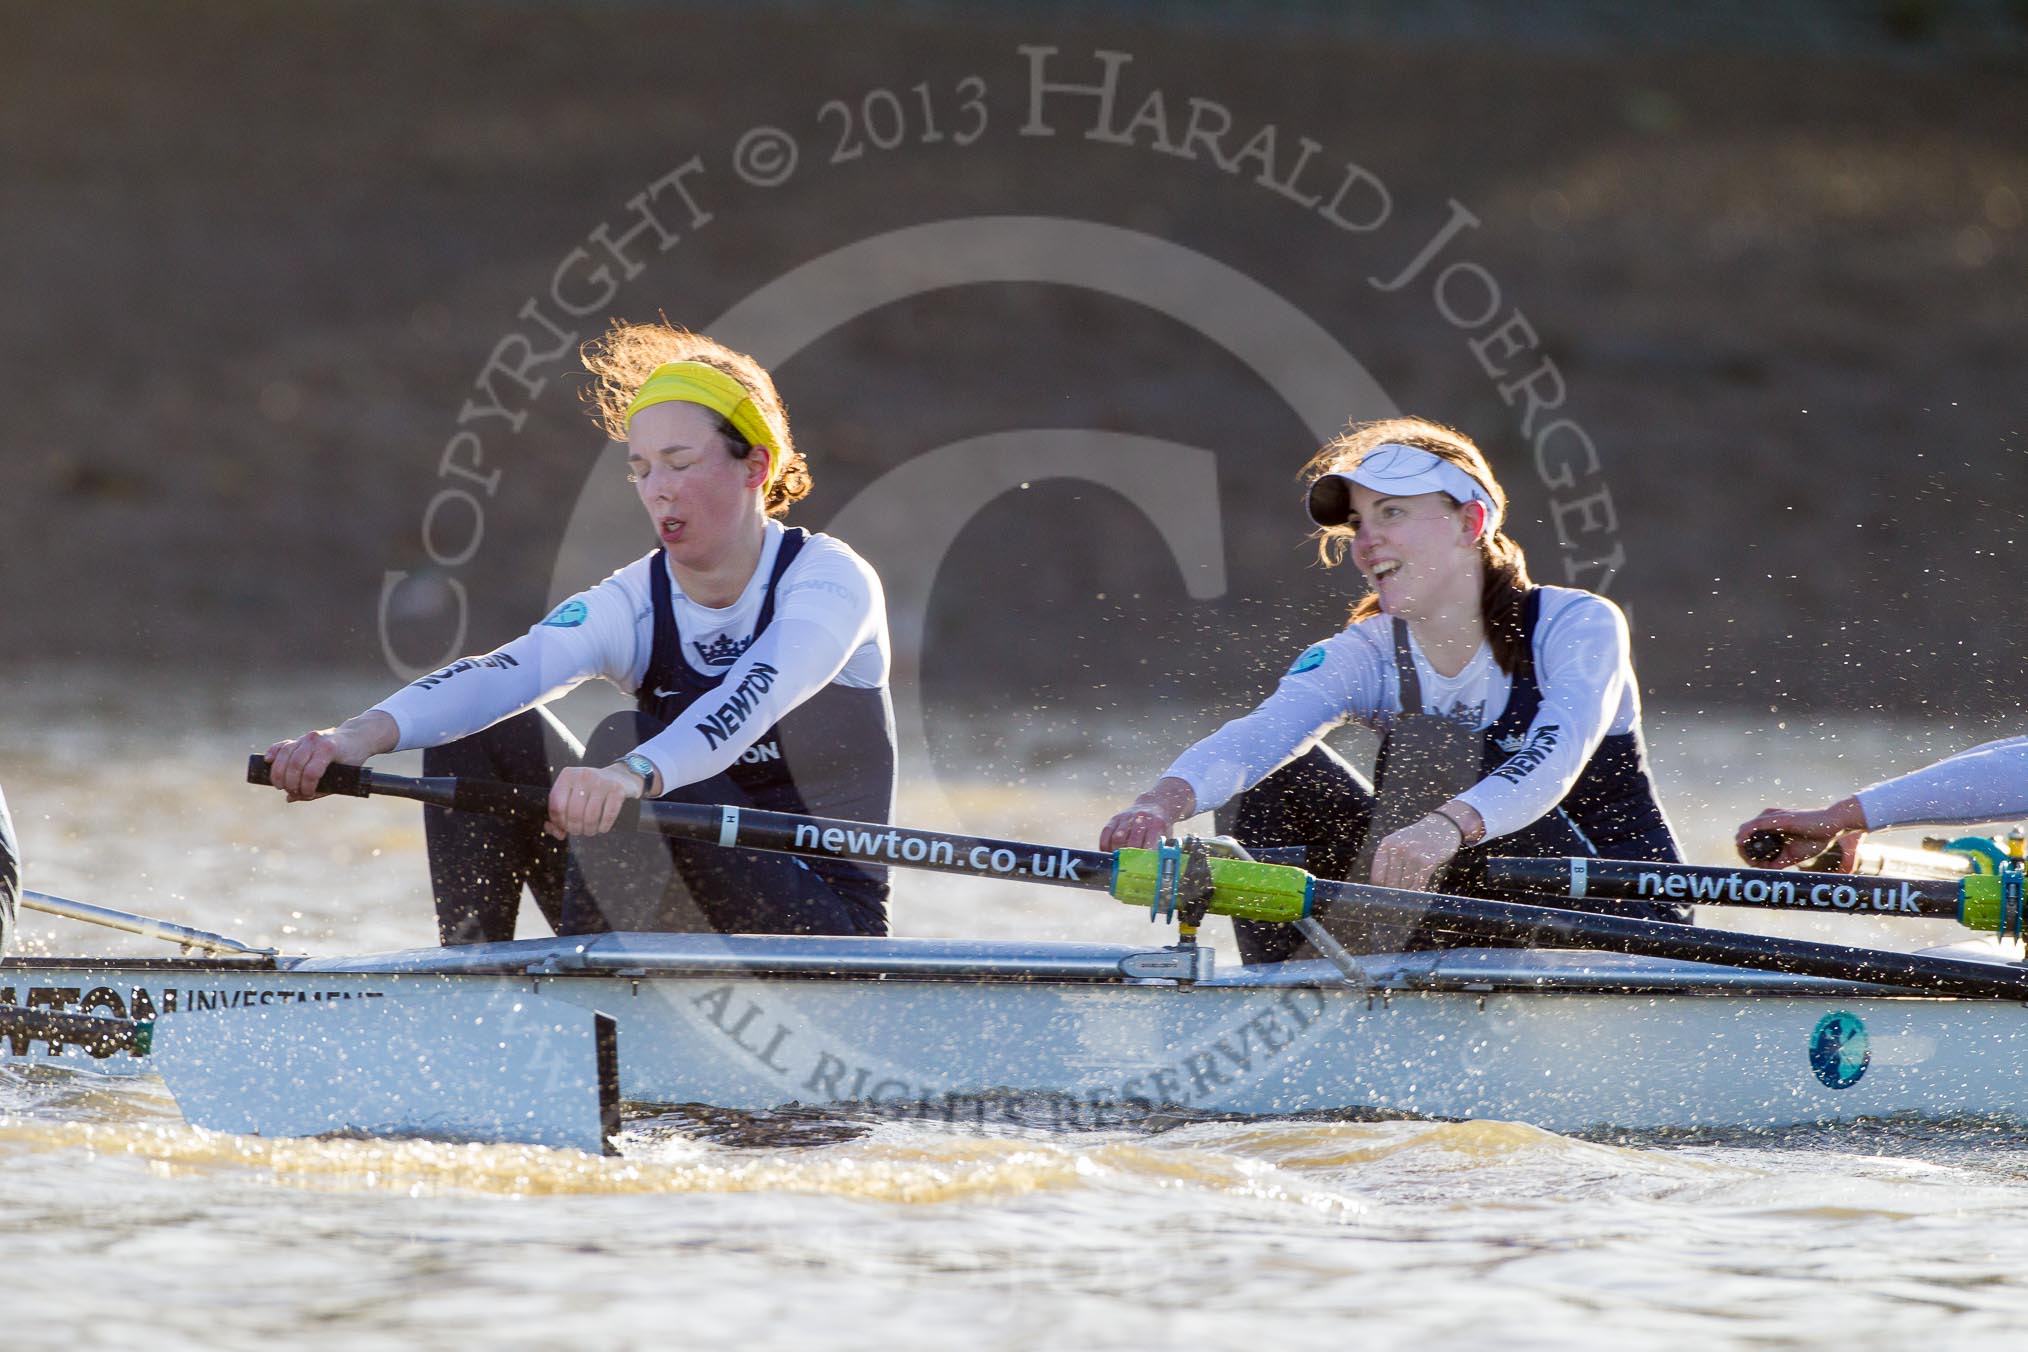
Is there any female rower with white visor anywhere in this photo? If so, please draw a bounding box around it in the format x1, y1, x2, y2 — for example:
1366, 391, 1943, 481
262, 323, 896, 945
1100, 417, 1688, 960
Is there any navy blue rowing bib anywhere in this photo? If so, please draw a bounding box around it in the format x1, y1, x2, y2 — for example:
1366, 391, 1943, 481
1375, 588, 1682, 875
636, 529, 897, 899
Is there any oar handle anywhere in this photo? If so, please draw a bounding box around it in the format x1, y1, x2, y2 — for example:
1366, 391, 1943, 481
1739, 827, 1971, 880
1740, 830, 1785, 864
247, 756, 554, 819
246, 756, 369, 798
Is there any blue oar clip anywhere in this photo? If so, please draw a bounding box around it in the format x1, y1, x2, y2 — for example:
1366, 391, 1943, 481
1151, 839, 1182, 922
1946, 836, 2011, 876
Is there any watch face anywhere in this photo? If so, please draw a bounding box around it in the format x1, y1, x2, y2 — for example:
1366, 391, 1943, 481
624, 753, 656, 786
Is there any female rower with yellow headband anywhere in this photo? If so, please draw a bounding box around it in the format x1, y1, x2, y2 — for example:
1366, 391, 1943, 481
1099, 417, 1687, 959
263, 323, 895, 943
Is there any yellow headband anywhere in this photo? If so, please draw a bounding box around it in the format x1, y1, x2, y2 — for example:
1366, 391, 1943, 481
623, 361, 779, 488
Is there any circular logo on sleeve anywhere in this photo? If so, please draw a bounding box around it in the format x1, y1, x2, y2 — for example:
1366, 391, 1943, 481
1288, 645, 1327, 675
541, 599, 588, 628
1808, 1011, 1870, 1089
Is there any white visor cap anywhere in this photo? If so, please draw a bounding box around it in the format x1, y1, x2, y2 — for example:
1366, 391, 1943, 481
1306, 443, 1500, 532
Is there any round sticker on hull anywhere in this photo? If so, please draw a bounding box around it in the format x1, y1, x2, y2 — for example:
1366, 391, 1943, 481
1809, 1011, 1870, 1090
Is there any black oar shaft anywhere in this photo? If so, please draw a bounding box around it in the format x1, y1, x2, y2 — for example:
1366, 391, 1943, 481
249, 757, 2028, 1001
1485, 856, 1966, 920
642, 800, 1120, 893
246, 757, 1118, 894
0, 1004, 143, 1057
1311, 879, 2028, 1001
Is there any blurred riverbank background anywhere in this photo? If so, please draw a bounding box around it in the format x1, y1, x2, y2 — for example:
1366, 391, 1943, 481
2, 0, 2022, 730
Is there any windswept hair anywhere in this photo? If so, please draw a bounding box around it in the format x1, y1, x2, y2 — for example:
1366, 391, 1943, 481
580, 321, 812, 517
1303, 416, 1535, 674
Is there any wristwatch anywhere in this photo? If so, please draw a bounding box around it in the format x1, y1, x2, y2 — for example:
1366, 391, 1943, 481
620, 753, 659, 797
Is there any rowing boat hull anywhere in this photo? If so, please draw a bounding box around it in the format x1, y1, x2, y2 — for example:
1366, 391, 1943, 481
6, 935, 2025, 1132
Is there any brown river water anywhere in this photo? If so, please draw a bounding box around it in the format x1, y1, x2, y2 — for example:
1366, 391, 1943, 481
5, 670, 2028, 1350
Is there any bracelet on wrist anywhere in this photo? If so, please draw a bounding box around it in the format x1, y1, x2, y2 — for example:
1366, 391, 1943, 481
1430, 807, 1473, 847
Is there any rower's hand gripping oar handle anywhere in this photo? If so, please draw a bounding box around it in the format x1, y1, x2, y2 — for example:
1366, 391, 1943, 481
1740, 830, 1785, 865
248, 755, 371, 798
247, 754, 565, 822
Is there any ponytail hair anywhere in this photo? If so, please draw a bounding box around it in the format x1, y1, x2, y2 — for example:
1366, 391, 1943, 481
1302, 416, 1535, 674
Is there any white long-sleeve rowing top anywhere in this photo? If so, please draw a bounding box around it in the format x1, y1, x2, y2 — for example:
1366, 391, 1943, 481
1857, 736, 2028, 829
372, 521, 889, 793
1163, 586, 1643, 842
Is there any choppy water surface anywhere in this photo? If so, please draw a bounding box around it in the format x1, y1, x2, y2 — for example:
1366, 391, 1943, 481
6, 671, 2028, 1350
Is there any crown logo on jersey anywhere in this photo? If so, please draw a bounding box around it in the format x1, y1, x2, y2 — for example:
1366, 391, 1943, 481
1439, 698, 1485, 728
693, 633, 754, 667
1495, 732, 1528, 754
